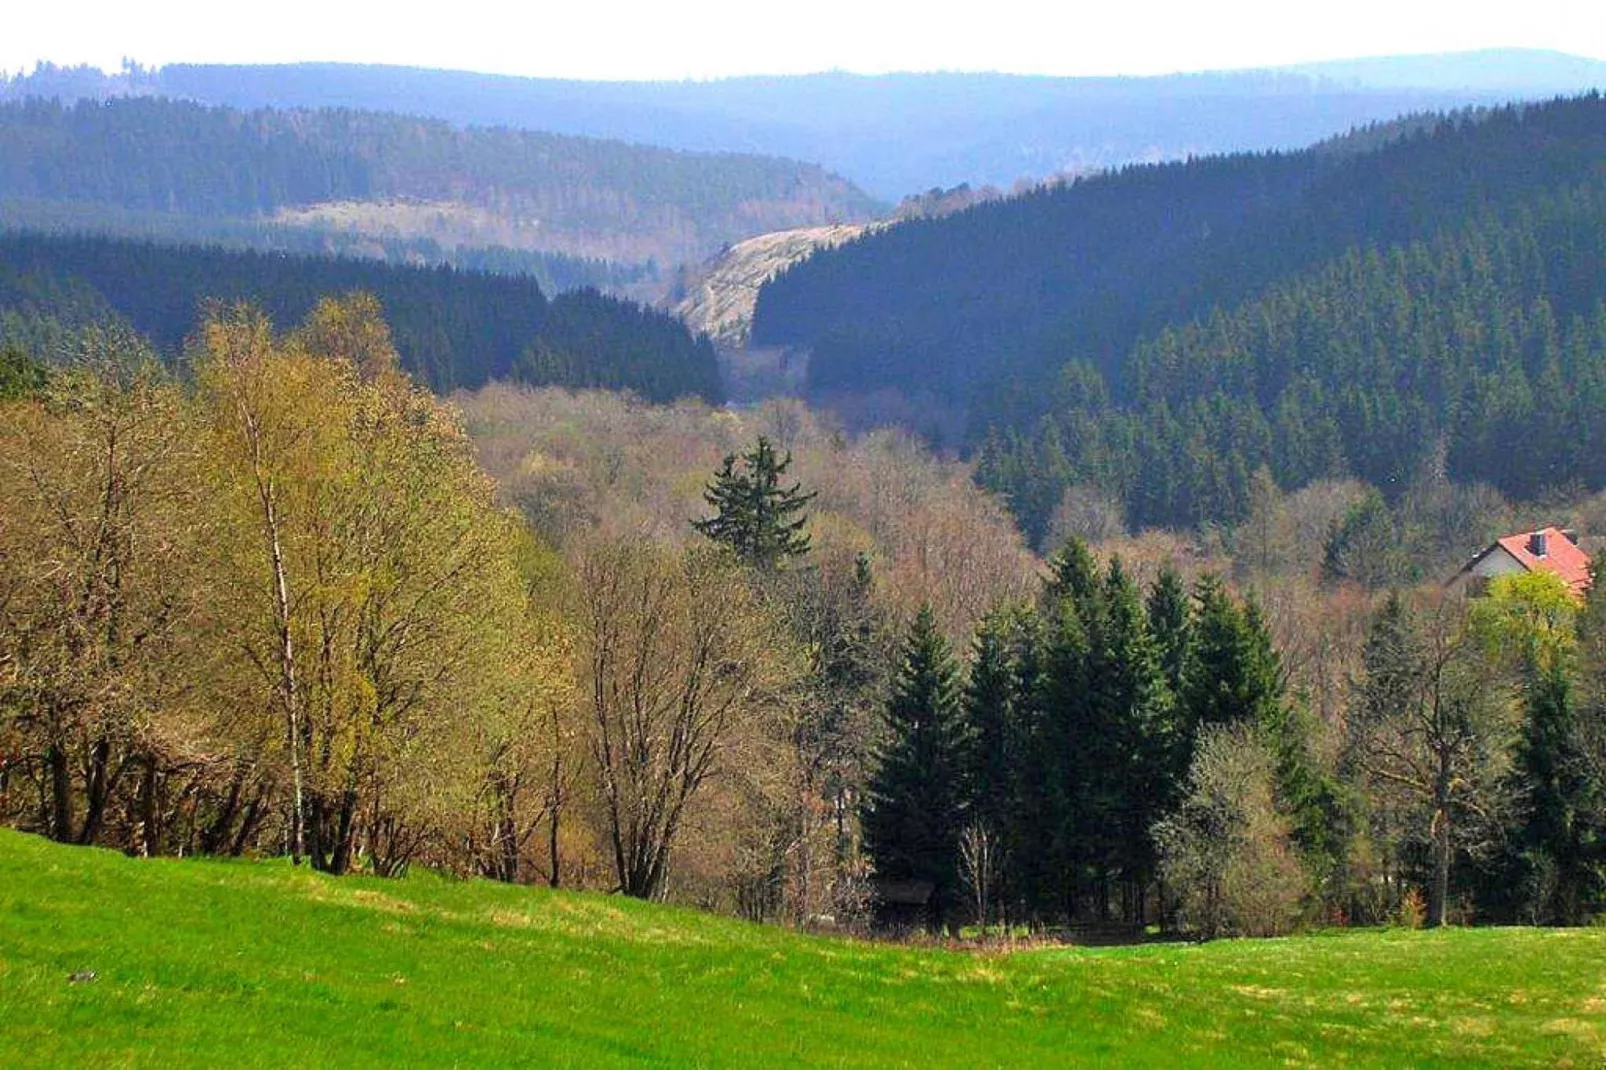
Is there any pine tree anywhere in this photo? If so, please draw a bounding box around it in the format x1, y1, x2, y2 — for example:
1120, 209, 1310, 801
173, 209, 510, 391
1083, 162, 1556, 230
1091, 557, 1171, 919
1147, 564, 1192, 702
1511, 652, 1605, 924
863, 605, 969, 928
1034, 594, 1094, 919
1044, 534, 1101, 608
0, 343, 46, 401
692, 436, 817, 570
963, 606, 1019, 845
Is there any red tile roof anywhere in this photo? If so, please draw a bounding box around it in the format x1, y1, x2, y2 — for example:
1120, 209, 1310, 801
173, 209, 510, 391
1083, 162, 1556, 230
1493, 528, 1593, 595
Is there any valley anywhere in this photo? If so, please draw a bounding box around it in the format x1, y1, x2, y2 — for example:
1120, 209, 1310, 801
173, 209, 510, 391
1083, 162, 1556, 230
4, 32, 1606, 1069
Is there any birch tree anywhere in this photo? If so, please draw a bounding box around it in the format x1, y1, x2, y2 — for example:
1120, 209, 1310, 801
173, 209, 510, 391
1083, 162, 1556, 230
0, 329, 208, 847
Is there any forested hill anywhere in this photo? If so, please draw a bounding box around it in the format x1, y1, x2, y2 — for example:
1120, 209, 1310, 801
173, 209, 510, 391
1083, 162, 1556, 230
0, 232, 722, 401
750, 94, 1606, 537
0, 96, 881, 272
6, 52, 1604, 199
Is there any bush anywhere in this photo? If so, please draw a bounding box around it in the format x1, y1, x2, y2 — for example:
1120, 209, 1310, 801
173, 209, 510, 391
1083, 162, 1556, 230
1154, 724, 1311, 939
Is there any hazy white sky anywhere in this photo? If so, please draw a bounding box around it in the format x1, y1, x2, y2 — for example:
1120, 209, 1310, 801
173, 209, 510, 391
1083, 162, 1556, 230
6, 0, 1605, 81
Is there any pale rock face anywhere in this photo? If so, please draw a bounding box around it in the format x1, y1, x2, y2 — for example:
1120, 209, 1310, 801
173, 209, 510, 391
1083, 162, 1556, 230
672, 224, 874, 348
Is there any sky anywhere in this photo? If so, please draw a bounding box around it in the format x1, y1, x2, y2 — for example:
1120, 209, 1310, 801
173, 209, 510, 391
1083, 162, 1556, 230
5, 0, 1606, 81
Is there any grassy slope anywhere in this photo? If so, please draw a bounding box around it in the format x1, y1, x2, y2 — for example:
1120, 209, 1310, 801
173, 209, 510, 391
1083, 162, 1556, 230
0, 829, 1602, 1068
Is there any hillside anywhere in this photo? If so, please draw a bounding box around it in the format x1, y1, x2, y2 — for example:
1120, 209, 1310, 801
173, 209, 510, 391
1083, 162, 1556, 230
0, 232, 722, 400
6, 51, 1604, 199
671, 223, 873, 346
0, 96, 882, 283
1, 830, 1601, 1066
748, 94, 1606, 534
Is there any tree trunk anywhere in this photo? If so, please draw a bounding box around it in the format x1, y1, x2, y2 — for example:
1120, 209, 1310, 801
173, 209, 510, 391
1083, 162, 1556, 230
138, 757, 159, 857
496, 812, 519, 883
231, 792, 267, 857
307, 794, 333, 872
548, 715, 564, 888
1430, 750, 1452, 928
249, 445, 306, 867
329, 788, 359, 875
46, 743, 73, 843
1431, 815, 1451, 928
269, 514, 307, 866
78, 736, 120, 846
201, 766, 246, 855
547, 803, 561, 889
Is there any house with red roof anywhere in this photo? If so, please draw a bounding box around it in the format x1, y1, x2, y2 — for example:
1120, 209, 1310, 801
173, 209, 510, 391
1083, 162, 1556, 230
1449, 527, 1594, 598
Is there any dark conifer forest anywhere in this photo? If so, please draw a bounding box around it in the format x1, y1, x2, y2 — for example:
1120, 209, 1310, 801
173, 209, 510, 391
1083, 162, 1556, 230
0, 232, 722, 400
751, 94, 1606, 537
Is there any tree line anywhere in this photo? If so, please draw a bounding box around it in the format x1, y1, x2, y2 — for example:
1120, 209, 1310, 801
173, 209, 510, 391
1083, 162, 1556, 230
1, 195, 657, 296
0, 231, 722, 400
0, 300, 798, 897
0, 301, 568, 873
5, 304, 1602, 936
863, 538, 1606, 935
864, 543, 1338, 933
0, 309, 1023, 921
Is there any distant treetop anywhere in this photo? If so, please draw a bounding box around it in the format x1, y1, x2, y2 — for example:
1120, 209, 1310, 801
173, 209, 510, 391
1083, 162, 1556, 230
693, 436, 816, 570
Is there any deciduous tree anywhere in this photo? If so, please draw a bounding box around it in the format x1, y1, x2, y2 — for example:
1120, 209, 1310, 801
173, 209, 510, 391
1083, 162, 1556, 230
1347, 591, 1518, 926
577, 536, 785, 899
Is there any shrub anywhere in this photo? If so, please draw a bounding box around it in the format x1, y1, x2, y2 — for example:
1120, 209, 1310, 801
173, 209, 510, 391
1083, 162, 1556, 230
1154, 724, 1311, 939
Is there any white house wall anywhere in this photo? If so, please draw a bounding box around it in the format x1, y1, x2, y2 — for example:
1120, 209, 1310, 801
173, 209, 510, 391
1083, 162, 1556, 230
1470, 548, 1526, 579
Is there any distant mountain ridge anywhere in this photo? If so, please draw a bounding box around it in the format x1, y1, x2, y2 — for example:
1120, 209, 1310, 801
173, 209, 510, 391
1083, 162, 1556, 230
1283, 48, 1606, 92
0, 95, 881, 287
5, 50, 1603, 197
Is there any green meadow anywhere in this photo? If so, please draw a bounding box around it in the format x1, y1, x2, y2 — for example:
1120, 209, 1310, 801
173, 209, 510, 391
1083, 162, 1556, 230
0, 828, 1601, 1067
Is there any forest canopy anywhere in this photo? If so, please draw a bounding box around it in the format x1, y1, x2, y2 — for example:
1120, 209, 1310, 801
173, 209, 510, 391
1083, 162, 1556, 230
0, 231, 723, 401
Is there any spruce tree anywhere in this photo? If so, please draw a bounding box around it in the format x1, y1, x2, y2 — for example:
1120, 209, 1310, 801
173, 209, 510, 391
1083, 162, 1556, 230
692, 436, 816, 570
1146, 564, 1194, 813
1044, 534, 1101, 608
1091, 557, 1171, 919
862, 605, 970, 928
1004, 605, 1053, 919
1034, 594, 1094, 919
1147, 564, 1192, 702
1511, 655, 1605, 924
1182, 575, 1280, 734
1185, 576, 1341, 870
801, 550, 887, 874
964, 606, 1019, 839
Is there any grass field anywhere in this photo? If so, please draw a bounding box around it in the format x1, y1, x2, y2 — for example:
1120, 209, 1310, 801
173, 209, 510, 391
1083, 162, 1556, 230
1, 829, 1602, 1067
